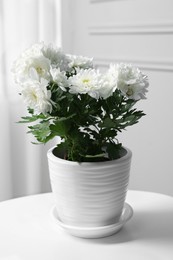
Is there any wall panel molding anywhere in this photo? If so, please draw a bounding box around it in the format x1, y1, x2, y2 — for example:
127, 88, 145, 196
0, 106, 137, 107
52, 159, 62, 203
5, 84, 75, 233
90, 0, 119, 3
89, 22, 173, 35
94, 57, 173, 72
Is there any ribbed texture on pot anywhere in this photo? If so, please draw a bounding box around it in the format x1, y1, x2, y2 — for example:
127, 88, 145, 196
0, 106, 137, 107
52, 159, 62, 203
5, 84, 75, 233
47, 147, 132, 227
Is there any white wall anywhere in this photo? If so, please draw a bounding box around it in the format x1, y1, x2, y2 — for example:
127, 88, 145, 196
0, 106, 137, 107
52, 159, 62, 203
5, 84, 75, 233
62, 0, 173, 196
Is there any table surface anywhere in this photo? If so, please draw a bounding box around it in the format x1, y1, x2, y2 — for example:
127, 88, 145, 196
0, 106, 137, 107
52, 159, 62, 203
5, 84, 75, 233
0, 190, 173, 260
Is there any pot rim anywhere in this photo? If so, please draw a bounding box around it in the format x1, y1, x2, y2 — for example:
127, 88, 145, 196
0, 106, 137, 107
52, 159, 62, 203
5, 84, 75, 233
47, 146, 132, 166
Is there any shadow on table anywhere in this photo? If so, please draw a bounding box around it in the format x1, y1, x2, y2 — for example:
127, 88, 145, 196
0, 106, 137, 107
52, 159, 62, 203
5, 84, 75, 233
80, 208, 173, 244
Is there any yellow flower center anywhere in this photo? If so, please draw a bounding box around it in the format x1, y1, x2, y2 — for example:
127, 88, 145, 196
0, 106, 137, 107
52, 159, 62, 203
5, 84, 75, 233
82, 79, 90, 84
126, 88, 133, 96
36, 67, 44, 75
31, 90, 38, 101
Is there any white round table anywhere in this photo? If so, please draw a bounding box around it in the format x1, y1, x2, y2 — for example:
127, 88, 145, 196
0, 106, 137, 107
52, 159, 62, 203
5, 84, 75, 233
0, 190, 173, 260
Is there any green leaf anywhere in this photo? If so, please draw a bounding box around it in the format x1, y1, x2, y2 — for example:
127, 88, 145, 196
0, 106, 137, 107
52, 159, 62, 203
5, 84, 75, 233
99, 117, 116, 128
105, 142, 122, 160
100, 129, 117, 138
28, 108, 34, 114
121, 100, 136, 113
19, 114, 47, 123
81, 153, 107, 162
28, 121, 54, 143
50, 121, 71, 137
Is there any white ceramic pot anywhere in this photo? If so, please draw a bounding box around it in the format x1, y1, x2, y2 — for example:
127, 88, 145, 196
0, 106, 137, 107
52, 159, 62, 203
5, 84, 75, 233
47, 147, 132, 228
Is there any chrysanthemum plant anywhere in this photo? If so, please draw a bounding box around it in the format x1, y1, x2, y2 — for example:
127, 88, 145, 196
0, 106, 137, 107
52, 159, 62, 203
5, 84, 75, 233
12, 43, 148, 162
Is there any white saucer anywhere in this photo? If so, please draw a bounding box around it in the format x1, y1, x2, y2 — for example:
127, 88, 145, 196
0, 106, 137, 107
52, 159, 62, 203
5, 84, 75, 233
50, 203, 133, 239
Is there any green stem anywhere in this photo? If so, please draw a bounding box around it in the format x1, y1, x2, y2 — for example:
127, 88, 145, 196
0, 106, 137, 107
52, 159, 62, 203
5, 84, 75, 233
82, 153, 106, 159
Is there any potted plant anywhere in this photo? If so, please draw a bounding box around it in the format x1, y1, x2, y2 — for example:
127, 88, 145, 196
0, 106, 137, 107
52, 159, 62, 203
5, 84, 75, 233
12, 42, 148, 238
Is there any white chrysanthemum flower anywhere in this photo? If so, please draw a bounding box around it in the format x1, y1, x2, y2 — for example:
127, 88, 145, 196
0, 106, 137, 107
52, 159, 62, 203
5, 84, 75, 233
21, 78, 52, 114
50, 67, 69, 91
42, 44, 70, 71
12, 48, 51, 84
28, 56, 51, 80
98, 72, 117, 99
69, 69, 101, 99
21, 42, 43, 57
67, 55, 93, 70
109, 63, 148, 100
